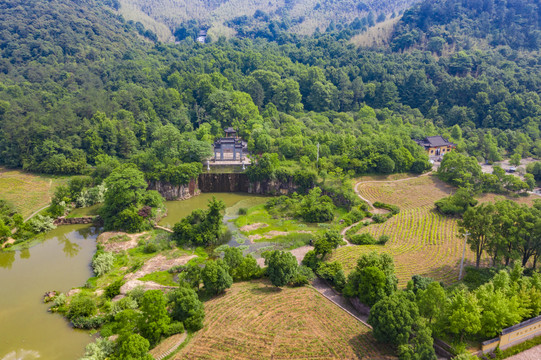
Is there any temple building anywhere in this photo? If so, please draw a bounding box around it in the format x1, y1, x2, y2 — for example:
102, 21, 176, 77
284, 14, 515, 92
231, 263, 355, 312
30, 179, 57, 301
414, 136, 456, 156
213, 127, 248, 162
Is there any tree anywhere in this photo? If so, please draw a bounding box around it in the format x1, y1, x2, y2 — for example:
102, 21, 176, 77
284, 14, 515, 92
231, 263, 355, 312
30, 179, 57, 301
441, 289, 481, 342
168, 286, 205, 331
138, 290, 170, 347
264, 250, 298, 287
201, 260, 233, 294
113, 334, 153, 360
416, 282, 446, 324
172, 197, 226, 246
459, 203, 496, 268
100, 164, 149, 232
314, 229, 341, 258
369, 292, 419, 346
358, 266, 387, 307
437, 152, 483, 189
344, 251, 398, 300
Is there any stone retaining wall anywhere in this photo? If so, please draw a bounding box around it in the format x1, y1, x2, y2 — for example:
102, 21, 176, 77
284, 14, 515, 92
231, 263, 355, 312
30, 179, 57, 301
54, 216, 100, 226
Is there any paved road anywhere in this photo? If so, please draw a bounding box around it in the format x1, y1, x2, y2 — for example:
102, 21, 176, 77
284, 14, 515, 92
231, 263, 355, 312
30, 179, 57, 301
507, 344, 541, 360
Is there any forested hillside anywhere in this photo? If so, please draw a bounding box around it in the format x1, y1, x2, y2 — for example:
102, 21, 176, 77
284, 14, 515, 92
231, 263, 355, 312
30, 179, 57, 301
0, 0, 540, 177
118, 0, 419, 41
391, 0, 541, 52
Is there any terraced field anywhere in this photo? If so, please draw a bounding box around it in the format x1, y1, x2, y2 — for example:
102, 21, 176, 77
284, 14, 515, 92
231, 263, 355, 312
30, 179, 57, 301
333, 175, 481, 287
175, 281, 395, 360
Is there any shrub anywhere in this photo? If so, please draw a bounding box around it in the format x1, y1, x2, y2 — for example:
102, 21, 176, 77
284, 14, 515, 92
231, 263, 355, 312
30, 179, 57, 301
291, 265, 316, 287
377, 235, 390, 245
373, 202, 400, 215
105, 279, 124, 299
165, 322, 185, 337
371, 214, 387, 223
92, 252, 115, 277
238, 207, 248, 215
317, 262, 346, 291
68, 294, 96, 319
53, 293, 67, 307
28, 214, 56, 233
71, 315, 105, 329
143, 242, 158, 253
350, 233, 377, 245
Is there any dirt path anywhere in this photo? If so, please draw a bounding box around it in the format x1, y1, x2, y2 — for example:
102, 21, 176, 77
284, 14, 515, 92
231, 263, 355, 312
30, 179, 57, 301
311, 277, 371, 327
154, 225, 173, 233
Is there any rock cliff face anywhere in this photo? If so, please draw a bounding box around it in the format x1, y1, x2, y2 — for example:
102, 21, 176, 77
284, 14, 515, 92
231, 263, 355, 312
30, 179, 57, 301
197, 173, 300, 195
54, 216, 99, 226
147, 178, 200, 201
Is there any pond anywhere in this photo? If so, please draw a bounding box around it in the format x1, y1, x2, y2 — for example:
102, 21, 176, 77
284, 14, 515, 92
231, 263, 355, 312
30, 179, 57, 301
0, 225, 99, 360
0, 193, 269, 360
159, 192, 268, 227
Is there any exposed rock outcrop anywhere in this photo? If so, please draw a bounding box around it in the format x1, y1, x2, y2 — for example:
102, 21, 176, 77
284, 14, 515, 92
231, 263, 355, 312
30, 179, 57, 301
147, 178, 200, 201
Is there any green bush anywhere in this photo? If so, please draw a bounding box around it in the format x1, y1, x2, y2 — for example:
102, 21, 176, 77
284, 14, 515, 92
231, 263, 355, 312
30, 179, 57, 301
105, 279, 124, 299
350, 233, 377, 245
68, 294, 97, 320
238, 207, 248, 215
371, 214, 387, 223
165, 321, 185, 337
373, 202, 400, 215
377, 235, 390, 245
71, 315, 105, 329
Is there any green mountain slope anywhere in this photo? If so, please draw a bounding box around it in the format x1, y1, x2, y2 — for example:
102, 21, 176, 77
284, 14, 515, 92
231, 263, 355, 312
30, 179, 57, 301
118, 0, 420, 41
390, 0, 541, 53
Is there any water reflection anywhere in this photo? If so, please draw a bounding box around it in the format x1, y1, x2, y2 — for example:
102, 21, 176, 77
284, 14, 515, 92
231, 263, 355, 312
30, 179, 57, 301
0, 250, 15, 269
58, 236, 81, 257
19, 248, 30, 259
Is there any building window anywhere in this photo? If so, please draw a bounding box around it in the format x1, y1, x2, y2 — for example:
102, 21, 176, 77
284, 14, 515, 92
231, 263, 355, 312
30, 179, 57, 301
430, 150, 434, 154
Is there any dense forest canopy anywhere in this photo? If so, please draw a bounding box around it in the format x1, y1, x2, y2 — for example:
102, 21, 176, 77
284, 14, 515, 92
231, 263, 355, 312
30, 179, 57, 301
0, 0, 540, 177
391, 0, 541, 52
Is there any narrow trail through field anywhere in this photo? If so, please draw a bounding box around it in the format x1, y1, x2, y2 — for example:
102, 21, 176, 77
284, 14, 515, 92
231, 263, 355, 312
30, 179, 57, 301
150, 332, 187, 360
339, 172, 434, 246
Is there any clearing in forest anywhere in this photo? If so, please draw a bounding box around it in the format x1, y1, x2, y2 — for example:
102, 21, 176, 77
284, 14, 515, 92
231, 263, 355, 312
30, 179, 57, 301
0, 167, 69, 219
333, 175, 478, 287
175, 280, 395, 360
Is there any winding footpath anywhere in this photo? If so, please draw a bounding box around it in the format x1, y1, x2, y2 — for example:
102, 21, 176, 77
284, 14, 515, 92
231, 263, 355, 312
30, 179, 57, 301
313, 172, 435, 328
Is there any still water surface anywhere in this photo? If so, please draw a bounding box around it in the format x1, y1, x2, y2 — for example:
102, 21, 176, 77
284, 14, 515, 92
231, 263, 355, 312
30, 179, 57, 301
0, 225, 98, 360
0, 193, 267, 360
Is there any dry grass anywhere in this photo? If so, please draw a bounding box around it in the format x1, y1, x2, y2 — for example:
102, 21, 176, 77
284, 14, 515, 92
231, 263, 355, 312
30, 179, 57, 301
175, 280, 395, 360
356, 175, 455, 211
351, 17, 400, 48
0, 167, 69, 218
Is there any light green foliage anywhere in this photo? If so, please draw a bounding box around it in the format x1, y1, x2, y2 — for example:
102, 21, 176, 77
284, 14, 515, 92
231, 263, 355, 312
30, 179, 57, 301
344, 251, 398, 302
264, 187, 336, 224
138, 290, 170, 347
435, 188, 478, 216
92, 252, 115, 277
53, 293, 67, 307
316, 261, 346, 290
201, 260, 233, 294
416, 282, 446, 324
437, 152, 483, 189
223, 247, 261, 281
67, 294, 97, 320
168, 286, 205, 331
28, 214, 56, 233
314, 230, 342, 258
112, 334, 153, 360
80, 338, 115, 360
264, 250, 298, 287
440, 289, 481, 341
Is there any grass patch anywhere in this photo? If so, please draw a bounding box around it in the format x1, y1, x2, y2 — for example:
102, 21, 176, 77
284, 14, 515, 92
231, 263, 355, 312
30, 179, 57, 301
177, 280, 394, 359
67, 204, 101, 218
0, 167, 71, 218
138, 271, 177, 286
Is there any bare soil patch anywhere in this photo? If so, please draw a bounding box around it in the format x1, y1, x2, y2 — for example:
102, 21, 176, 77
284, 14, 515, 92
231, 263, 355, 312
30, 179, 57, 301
97, 231, 148, 252
124, 254, 197, 282
239, 222, 268, 232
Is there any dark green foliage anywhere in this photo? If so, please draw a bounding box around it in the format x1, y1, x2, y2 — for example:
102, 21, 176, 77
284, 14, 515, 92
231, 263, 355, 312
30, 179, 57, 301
314, 230, 342, 258
437, 152, 483, 190
291, 265, 316, 287
264, 250, 298, 287
105, 279, 124, 299
201, 260, 233, 294
349, 233, 377, 245
67, 294, 97, 320
71, 315, 105, 330
407, 275, 434, 294
265, 187, 337, 223
371, 214, 387, 224
168, 286, 205, 331
373, 202, 400, 215
172, 197, 226, 246
138, 290, 170, 347
165, 322, 185, 337
344, 251, 398, 305
317, 261, 346, 291
435, 188, 478, 216
113, 334, 153, 360
527, 162, 541, 181
223, 247, 262, 281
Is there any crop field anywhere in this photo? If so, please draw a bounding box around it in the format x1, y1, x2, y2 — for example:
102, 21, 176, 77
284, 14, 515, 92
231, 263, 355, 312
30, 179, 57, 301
0, 167, 69, 219
175, 280, 395, 360
333, 175, 479, 287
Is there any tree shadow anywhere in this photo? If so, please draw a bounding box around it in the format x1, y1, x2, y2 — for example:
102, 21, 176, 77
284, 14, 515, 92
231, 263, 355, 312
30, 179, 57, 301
250, 285, 283, 295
